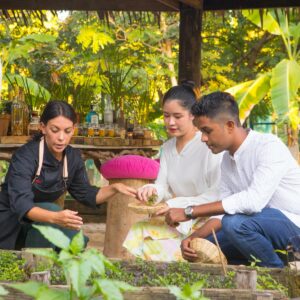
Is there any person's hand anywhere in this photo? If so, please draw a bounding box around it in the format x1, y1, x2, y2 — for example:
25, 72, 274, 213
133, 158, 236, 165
163, 208, 189, 227
113, 183, 137, 198
137, 186, 157, 202
155, 203, 169, 216
54, 210, 83, 230
181, 236, 198, 262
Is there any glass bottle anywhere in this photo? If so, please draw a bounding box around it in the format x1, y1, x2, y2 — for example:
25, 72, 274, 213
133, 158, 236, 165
103, 95, 113, 124
11, 87, 29, 136
85, 104, 99, 126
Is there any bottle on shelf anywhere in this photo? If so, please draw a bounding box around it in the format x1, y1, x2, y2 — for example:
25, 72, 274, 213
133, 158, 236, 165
85, 104, 99, 126
11, 87, 29, 136
103, 95, 113, 125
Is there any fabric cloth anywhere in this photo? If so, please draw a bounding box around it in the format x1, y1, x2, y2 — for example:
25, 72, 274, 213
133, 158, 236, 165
100, 155, 160, 180
0, 139, 99, 249
123, 131, 222, 261
123, 219, 184, 261
211, 130, 300, 267
123, 217, 205, 261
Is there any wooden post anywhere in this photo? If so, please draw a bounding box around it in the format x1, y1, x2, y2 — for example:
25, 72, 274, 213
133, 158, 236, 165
235, 269, 257, 290
30, 270, 51, 284
103, 178, 152, 259
252, 292, 273, 300
178, 2, 203, 90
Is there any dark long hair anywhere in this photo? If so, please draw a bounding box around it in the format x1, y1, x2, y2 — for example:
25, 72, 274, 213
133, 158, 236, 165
162, 81, 197, 112
33, 100, 77, 141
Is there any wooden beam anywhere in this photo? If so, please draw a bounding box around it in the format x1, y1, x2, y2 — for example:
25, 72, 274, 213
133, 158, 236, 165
155, 0, 179, 11
0, 0, 298, 12
203, 0, 300, 11
179, 0, 202, 9
0, 0, 176, 11
178, 3, 202, 88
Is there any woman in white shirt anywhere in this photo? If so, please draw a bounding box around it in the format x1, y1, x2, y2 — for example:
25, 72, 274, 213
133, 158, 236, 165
123, 82, 222, 261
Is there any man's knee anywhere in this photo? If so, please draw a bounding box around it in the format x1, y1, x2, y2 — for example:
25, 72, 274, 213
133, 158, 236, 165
222, 214, 240, 233
222, 214, 260, 236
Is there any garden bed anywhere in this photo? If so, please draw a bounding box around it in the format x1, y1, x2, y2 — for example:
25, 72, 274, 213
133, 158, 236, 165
0, 249, 293, 299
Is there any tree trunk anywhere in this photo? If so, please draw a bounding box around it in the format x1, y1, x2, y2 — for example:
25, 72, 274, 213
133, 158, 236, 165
178, 3, 203, 90
160, 14, 177, 87
287, 126, 299, 163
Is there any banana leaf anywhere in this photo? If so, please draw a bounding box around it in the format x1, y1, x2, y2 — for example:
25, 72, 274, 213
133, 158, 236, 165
270, 59, 300, 128
226, 73, 270, 123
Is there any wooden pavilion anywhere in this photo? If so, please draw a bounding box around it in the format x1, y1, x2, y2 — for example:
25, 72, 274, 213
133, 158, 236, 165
0, 0, 299, 87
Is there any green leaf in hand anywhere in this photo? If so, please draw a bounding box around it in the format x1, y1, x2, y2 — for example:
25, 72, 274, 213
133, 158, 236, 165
147, 194, 158, 206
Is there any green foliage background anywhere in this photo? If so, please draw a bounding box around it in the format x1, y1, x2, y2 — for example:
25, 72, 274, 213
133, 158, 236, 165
0, 9, 299, 136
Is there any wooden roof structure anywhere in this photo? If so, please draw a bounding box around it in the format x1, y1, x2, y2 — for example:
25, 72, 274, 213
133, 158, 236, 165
0, 0, 299, 87
0, 0, 299, 11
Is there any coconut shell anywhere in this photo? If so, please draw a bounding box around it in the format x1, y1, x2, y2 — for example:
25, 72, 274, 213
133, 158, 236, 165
190, 238, 227, 264
128, 202, 166, 214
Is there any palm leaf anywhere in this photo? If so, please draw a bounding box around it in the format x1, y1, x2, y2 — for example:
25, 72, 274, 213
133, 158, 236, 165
242, 10, 282, 35
270, 59, 300, 124
226, 74, 270, 123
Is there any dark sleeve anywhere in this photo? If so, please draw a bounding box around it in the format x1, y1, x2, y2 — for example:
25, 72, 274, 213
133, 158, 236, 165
7, 146, 37, 223
67, 151, 99, 208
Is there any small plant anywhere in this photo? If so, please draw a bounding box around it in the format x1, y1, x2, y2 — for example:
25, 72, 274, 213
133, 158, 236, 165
249, 255, 288, 296
168, 279, 210, 300
147, 194, 158, 205
0, 250, 27, 282
11, 225, 136, 300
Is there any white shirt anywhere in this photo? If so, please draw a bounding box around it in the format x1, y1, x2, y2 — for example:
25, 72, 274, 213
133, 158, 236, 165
221, 130, 300, 228
144, 131, 222, 234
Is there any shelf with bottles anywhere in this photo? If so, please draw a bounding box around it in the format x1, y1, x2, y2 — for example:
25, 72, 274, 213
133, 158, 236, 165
73, 123, 156, 141
70, 136, 162, 147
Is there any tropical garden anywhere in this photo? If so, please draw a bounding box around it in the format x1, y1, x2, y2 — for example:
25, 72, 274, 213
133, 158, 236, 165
0, 8, 300, 300
0, 9, 300, 145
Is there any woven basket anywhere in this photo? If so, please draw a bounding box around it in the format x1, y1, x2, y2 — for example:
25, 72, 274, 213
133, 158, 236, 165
128, 202, 166, 214
190, 238, 228, 264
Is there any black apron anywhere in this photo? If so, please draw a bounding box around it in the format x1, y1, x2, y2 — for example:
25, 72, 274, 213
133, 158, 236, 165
31, 137, 68, 207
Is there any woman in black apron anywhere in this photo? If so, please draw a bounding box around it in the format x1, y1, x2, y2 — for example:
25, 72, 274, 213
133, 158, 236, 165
0, 100, 136, 250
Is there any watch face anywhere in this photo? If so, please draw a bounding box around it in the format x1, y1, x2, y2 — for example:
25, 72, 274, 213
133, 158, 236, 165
185, 206, 193, 217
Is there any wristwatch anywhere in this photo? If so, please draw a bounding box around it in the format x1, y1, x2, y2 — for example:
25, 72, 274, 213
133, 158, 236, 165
184, 206, 194, 219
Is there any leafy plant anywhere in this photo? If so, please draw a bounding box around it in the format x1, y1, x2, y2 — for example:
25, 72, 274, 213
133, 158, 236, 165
249, 255, 288, 296
226, 9, 300, 130
106, 259, 234, 289
0, 250, 27, 282
168, 279, 209, 300
11, 225, 136, 300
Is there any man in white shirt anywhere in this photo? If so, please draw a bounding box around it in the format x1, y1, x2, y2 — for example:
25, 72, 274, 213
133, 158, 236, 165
162, 91, 300, 267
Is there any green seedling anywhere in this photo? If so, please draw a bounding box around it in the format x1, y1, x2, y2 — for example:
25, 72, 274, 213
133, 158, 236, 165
147, 194, 158, 205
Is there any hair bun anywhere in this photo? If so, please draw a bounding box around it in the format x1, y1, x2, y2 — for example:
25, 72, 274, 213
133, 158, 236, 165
180, 80, 195, 90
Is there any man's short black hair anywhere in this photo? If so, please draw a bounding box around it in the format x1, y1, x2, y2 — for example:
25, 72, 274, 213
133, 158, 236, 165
191, 91, 241, 126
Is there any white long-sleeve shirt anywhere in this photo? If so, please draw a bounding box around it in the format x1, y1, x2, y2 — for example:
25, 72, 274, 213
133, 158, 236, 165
143, 131, 222, 234
221, 130, 300, 228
